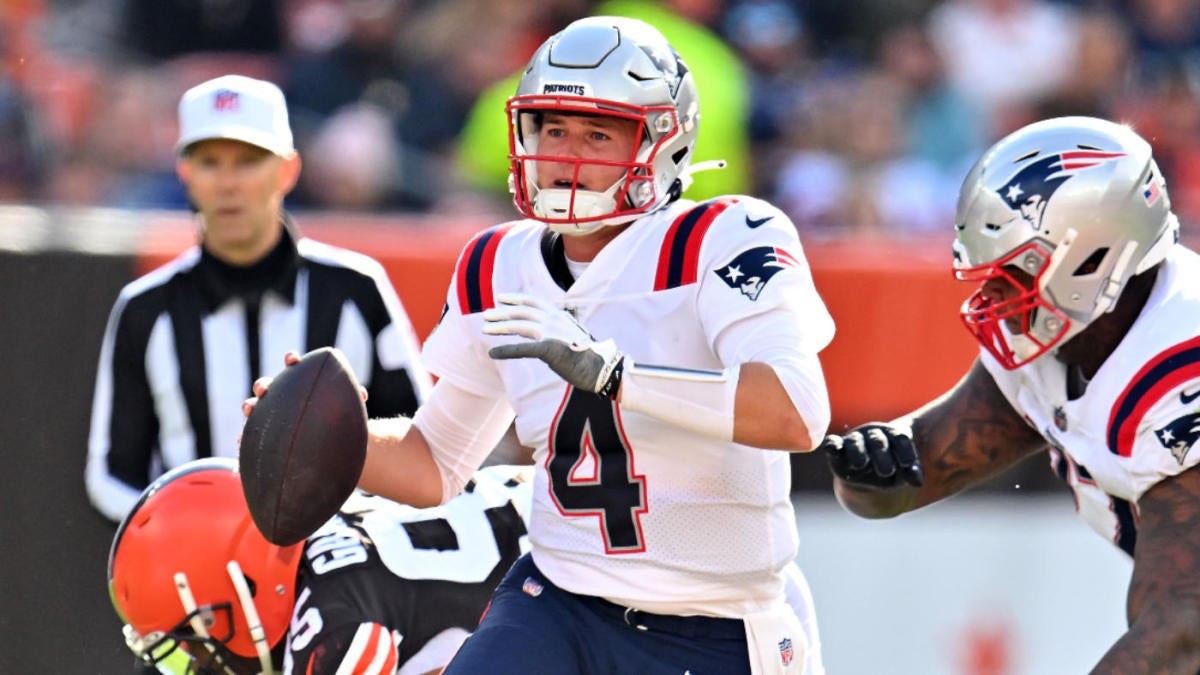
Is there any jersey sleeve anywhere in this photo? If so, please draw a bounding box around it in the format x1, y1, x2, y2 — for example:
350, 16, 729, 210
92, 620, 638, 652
687, 197, 836, 443
1110, 368, 1200, 501
85, 285, 163, 522
288, 621, 400, 675
694, 196, 834, 357
420, 225, 513, 397
361, 259, 432, 417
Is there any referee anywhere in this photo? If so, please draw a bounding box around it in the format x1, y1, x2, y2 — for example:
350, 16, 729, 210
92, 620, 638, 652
85, 74, 431, 523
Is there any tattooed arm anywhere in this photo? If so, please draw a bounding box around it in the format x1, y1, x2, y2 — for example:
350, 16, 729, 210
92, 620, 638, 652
832, 359, 1048, 518
1090, 467, 1200, 674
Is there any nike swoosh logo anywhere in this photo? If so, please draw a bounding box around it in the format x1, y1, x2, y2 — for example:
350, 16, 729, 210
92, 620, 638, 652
1182, 387, 1200, 405
745, 215, 773, 229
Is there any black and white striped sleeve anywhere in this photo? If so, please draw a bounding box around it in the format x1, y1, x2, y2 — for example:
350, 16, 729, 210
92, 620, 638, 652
85, 285, 163, 523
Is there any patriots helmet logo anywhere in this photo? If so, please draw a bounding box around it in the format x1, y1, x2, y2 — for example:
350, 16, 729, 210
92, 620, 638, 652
998, 151, 1124, 231
715, 246, 798, 301
1155, 412, 1200, 465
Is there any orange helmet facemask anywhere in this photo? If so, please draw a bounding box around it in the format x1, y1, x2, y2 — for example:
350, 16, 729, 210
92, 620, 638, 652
108, 458, 304, 674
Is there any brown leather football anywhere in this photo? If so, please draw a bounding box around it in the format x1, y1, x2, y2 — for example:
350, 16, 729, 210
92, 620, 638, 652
239, 347, 368, 546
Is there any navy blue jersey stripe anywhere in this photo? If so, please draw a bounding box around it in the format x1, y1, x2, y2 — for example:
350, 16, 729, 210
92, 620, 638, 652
1108, 340, 1200, 455
457, 226, 512, 314
1112, 497, 1137, 556
664, 203, 711, 289
462, 232, 491, 313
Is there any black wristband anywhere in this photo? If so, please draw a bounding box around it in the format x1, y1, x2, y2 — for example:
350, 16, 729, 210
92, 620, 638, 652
597, 357, 624, 399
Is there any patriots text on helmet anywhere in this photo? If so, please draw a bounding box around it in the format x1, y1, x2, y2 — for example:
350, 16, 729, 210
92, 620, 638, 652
542, 83, 589, 96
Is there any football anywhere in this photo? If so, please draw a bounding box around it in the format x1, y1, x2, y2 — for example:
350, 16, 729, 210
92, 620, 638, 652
239, 347, 368, 546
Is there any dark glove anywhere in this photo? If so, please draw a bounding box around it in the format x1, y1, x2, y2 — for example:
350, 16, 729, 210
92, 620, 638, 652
821, 422, 924, 488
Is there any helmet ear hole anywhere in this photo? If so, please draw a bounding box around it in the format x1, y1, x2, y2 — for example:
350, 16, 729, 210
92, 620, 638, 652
1073, 248, 1109, 276
240, 574, 258, 598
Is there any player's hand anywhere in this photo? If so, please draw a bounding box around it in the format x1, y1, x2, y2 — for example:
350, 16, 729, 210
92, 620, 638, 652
241, 351, 303, 419
482, 293, 624, 397
239, 351, 366, 444
820, 422, 924, 489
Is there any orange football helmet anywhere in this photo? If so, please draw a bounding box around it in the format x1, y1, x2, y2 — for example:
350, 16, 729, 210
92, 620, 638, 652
108, 458, 304, 674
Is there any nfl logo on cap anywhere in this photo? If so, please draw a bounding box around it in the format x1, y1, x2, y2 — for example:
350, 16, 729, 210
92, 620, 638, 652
212, 90, 239, 111
176, 74, 294, 157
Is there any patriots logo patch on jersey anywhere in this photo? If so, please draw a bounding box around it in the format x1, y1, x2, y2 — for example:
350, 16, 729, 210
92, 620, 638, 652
714, 246, 798, 301
1156, 412, 1200, 465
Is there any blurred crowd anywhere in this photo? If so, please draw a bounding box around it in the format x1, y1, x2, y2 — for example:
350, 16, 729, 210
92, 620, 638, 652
2, 0, 1200, 237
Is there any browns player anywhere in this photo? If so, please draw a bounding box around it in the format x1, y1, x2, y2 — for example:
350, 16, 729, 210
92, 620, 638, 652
108, 457, 531, 674
821, 116, 1200, 672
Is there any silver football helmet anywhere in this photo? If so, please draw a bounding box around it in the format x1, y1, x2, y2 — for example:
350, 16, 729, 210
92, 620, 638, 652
953, 116, 1179, 369
507, 16, 703, 235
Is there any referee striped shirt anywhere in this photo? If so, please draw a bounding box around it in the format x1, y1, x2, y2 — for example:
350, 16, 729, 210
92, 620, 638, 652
86, 222, 431, 522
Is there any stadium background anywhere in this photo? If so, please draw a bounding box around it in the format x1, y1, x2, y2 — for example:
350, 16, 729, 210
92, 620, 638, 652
1, 0, 1196, 672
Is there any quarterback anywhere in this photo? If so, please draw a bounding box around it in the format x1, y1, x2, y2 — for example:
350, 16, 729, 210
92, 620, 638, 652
252, 15, 833, 675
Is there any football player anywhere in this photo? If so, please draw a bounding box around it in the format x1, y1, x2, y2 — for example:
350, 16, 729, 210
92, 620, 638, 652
249, 15, 833, 675
108, 457, 532, 674
821, 116, 1200, 672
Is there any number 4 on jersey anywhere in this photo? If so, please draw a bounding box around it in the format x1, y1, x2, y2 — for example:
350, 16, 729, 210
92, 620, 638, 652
547, 389, 647, 553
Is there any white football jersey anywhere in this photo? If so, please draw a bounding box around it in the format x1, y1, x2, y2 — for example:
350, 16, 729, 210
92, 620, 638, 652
422, 196, 833, 616
983, 246, 1200, 555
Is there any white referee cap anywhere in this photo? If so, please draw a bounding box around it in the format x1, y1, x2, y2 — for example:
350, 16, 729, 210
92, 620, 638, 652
176, 74, 295, 156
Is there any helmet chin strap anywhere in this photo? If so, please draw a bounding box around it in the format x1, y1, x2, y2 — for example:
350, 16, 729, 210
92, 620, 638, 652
535, 185, 619, 233
170, 565, 277, 675
1008, 332, 1043, 363
676, 159, 726, 195
174, 572, 215, 645
174, 572, 242, 675
534, 158, 730, 236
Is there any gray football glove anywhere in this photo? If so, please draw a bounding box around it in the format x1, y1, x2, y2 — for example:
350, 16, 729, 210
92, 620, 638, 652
482, 293, 624, 397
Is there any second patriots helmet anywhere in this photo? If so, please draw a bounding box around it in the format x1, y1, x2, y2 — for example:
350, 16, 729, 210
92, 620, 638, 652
507, 16, 708, 235
952, 116, 1179, 369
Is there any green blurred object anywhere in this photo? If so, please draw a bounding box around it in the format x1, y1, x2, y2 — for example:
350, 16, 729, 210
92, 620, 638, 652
456, 0, 751, 203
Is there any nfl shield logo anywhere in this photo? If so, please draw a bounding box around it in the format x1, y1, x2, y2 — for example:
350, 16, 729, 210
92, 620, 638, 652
778, 637, 794, 666
521, 577, 543, 597
213, 89, 239, 111
1054, 406, 1067, 432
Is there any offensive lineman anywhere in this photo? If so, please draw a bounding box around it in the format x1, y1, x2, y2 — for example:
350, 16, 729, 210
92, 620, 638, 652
821, 116, 1200, 672
108, 458, 533, 674
250, 15, 833, 675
